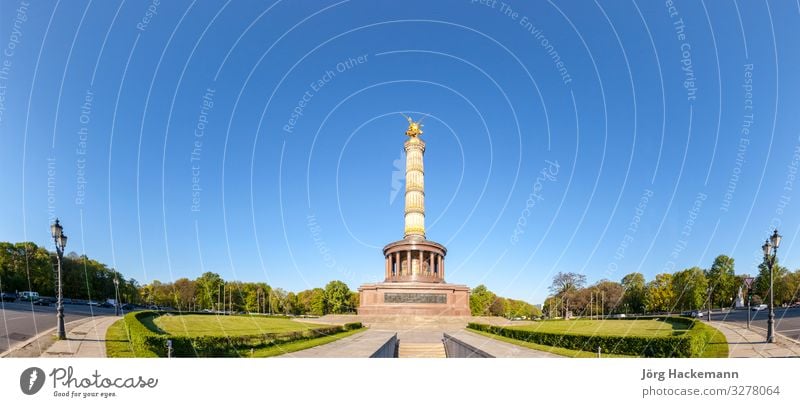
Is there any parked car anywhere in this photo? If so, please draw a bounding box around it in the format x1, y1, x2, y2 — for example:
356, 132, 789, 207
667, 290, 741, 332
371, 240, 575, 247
99, 302, 114, 308
0, 292, 16, 302
121, 304, 135, 311
86, 301, 100, 307
33, 297, 54, 306
681, 310, 705, 318
751, 304, 768, 311
609, 313, 627, 319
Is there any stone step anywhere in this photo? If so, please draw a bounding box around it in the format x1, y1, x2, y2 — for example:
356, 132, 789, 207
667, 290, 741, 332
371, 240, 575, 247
398, 342, 446, 358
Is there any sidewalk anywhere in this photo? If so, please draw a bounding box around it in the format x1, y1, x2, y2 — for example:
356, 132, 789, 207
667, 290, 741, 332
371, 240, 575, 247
707, 321, 800, 358
40, 316, 120, 358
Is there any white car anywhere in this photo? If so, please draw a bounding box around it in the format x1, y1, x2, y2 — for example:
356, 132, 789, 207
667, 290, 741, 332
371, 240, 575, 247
751, 304, 768, 311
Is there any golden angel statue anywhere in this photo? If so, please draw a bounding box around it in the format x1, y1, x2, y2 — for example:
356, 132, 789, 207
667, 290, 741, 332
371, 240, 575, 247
404, 115, 424, 137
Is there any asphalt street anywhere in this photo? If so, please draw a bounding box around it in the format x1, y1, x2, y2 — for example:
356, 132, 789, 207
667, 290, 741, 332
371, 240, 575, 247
709, 306, 800, 341
0, 300, 118, 353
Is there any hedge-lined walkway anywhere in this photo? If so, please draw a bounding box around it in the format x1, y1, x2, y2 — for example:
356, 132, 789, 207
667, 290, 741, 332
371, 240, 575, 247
41, 316, 120, 358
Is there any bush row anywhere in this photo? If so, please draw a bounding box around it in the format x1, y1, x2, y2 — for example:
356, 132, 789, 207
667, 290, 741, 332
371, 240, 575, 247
685, 320, 720, 357
467, 320, 697, 357
344, 322, 363, 330
123, 311, 360, 357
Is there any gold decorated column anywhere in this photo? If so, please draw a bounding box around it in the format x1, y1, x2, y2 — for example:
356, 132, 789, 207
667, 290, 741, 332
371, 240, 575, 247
403, 116, 426, 240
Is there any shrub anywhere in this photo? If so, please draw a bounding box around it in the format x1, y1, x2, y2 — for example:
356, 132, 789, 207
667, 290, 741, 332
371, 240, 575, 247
124, 311, 168, 356
343, 322, 363, 331
467, 321, 694, 357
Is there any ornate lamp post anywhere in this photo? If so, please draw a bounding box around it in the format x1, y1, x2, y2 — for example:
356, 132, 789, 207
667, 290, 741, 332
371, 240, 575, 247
50, 219, 68, 340
113, 273, 120, 317
762, 229, 781, 343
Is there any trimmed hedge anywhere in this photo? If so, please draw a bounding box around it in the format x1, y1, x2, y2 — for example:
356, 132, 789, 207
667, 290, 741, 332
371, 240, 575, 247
467, 317, 705, 358
123, 311, 359, 357
685, 319, 726, 358
344, 322, 363, 330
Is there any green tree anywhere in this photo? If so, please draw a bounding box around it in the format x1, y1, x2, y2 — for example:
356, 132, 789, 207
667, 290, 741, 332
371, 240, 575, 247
644, 273, 674, 313
284, 292, 299, 315
542, 296, 566, 318
270, 288, 288, 314
671, 267, 708, 311
706, 255, 736, 308
620, 272, 646, 313
755, 260, 788, 306
469, 284, 496, 316
308, 288, 326, 315
783, 270, 800, 305
324, 280, 350, 314
348, 291, 359, 313
194, 271, 224, 310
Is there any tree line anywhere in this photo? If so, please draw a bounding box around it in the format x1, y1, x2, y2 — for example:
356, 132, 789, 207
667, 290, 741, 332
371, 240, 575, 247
0, 242, 139, 303
0, 241, 357, 315
469, 284, 542, 319
543, 254, 800, 318
139, 273, 358, 315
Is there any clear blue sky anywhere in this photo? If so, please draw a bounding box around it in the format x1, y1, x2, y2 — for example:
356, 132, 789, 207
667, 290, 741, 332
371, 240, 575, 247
1, 0, 799, 304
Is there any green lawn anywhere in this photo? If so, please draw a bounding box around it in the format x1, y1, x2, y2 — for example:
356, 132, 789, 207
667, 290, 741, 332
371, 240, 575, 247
242, 327, 367, 357
153, 314, 334, 337
467, 329, 632, 358
106, 314, 359, 357
510, 318, 691, 337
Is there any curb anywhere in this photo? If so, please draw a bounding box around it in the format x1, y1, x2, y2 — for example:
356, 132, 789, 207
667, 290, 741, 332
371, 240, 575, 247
0, 317, 90, 358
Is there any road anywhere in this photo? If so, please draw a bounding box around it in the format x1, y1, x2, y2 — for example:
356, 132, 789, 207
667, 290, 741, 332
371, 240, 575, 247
709, 306, 800, 341
0, 301, 119, 354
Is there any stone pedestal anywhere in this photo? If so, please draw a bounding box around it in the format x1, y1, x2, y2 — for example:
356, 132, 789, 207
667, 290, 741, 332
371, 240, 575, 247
358, 282, 470, 316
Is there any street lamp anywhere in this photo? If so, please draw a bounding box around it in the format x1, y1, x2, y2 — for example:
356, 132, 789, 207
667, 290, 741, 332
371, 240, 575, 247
50, 219, 68, 340
706, 286, 712, 322
762, 229, 782, 343
113, 272, 120, 317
